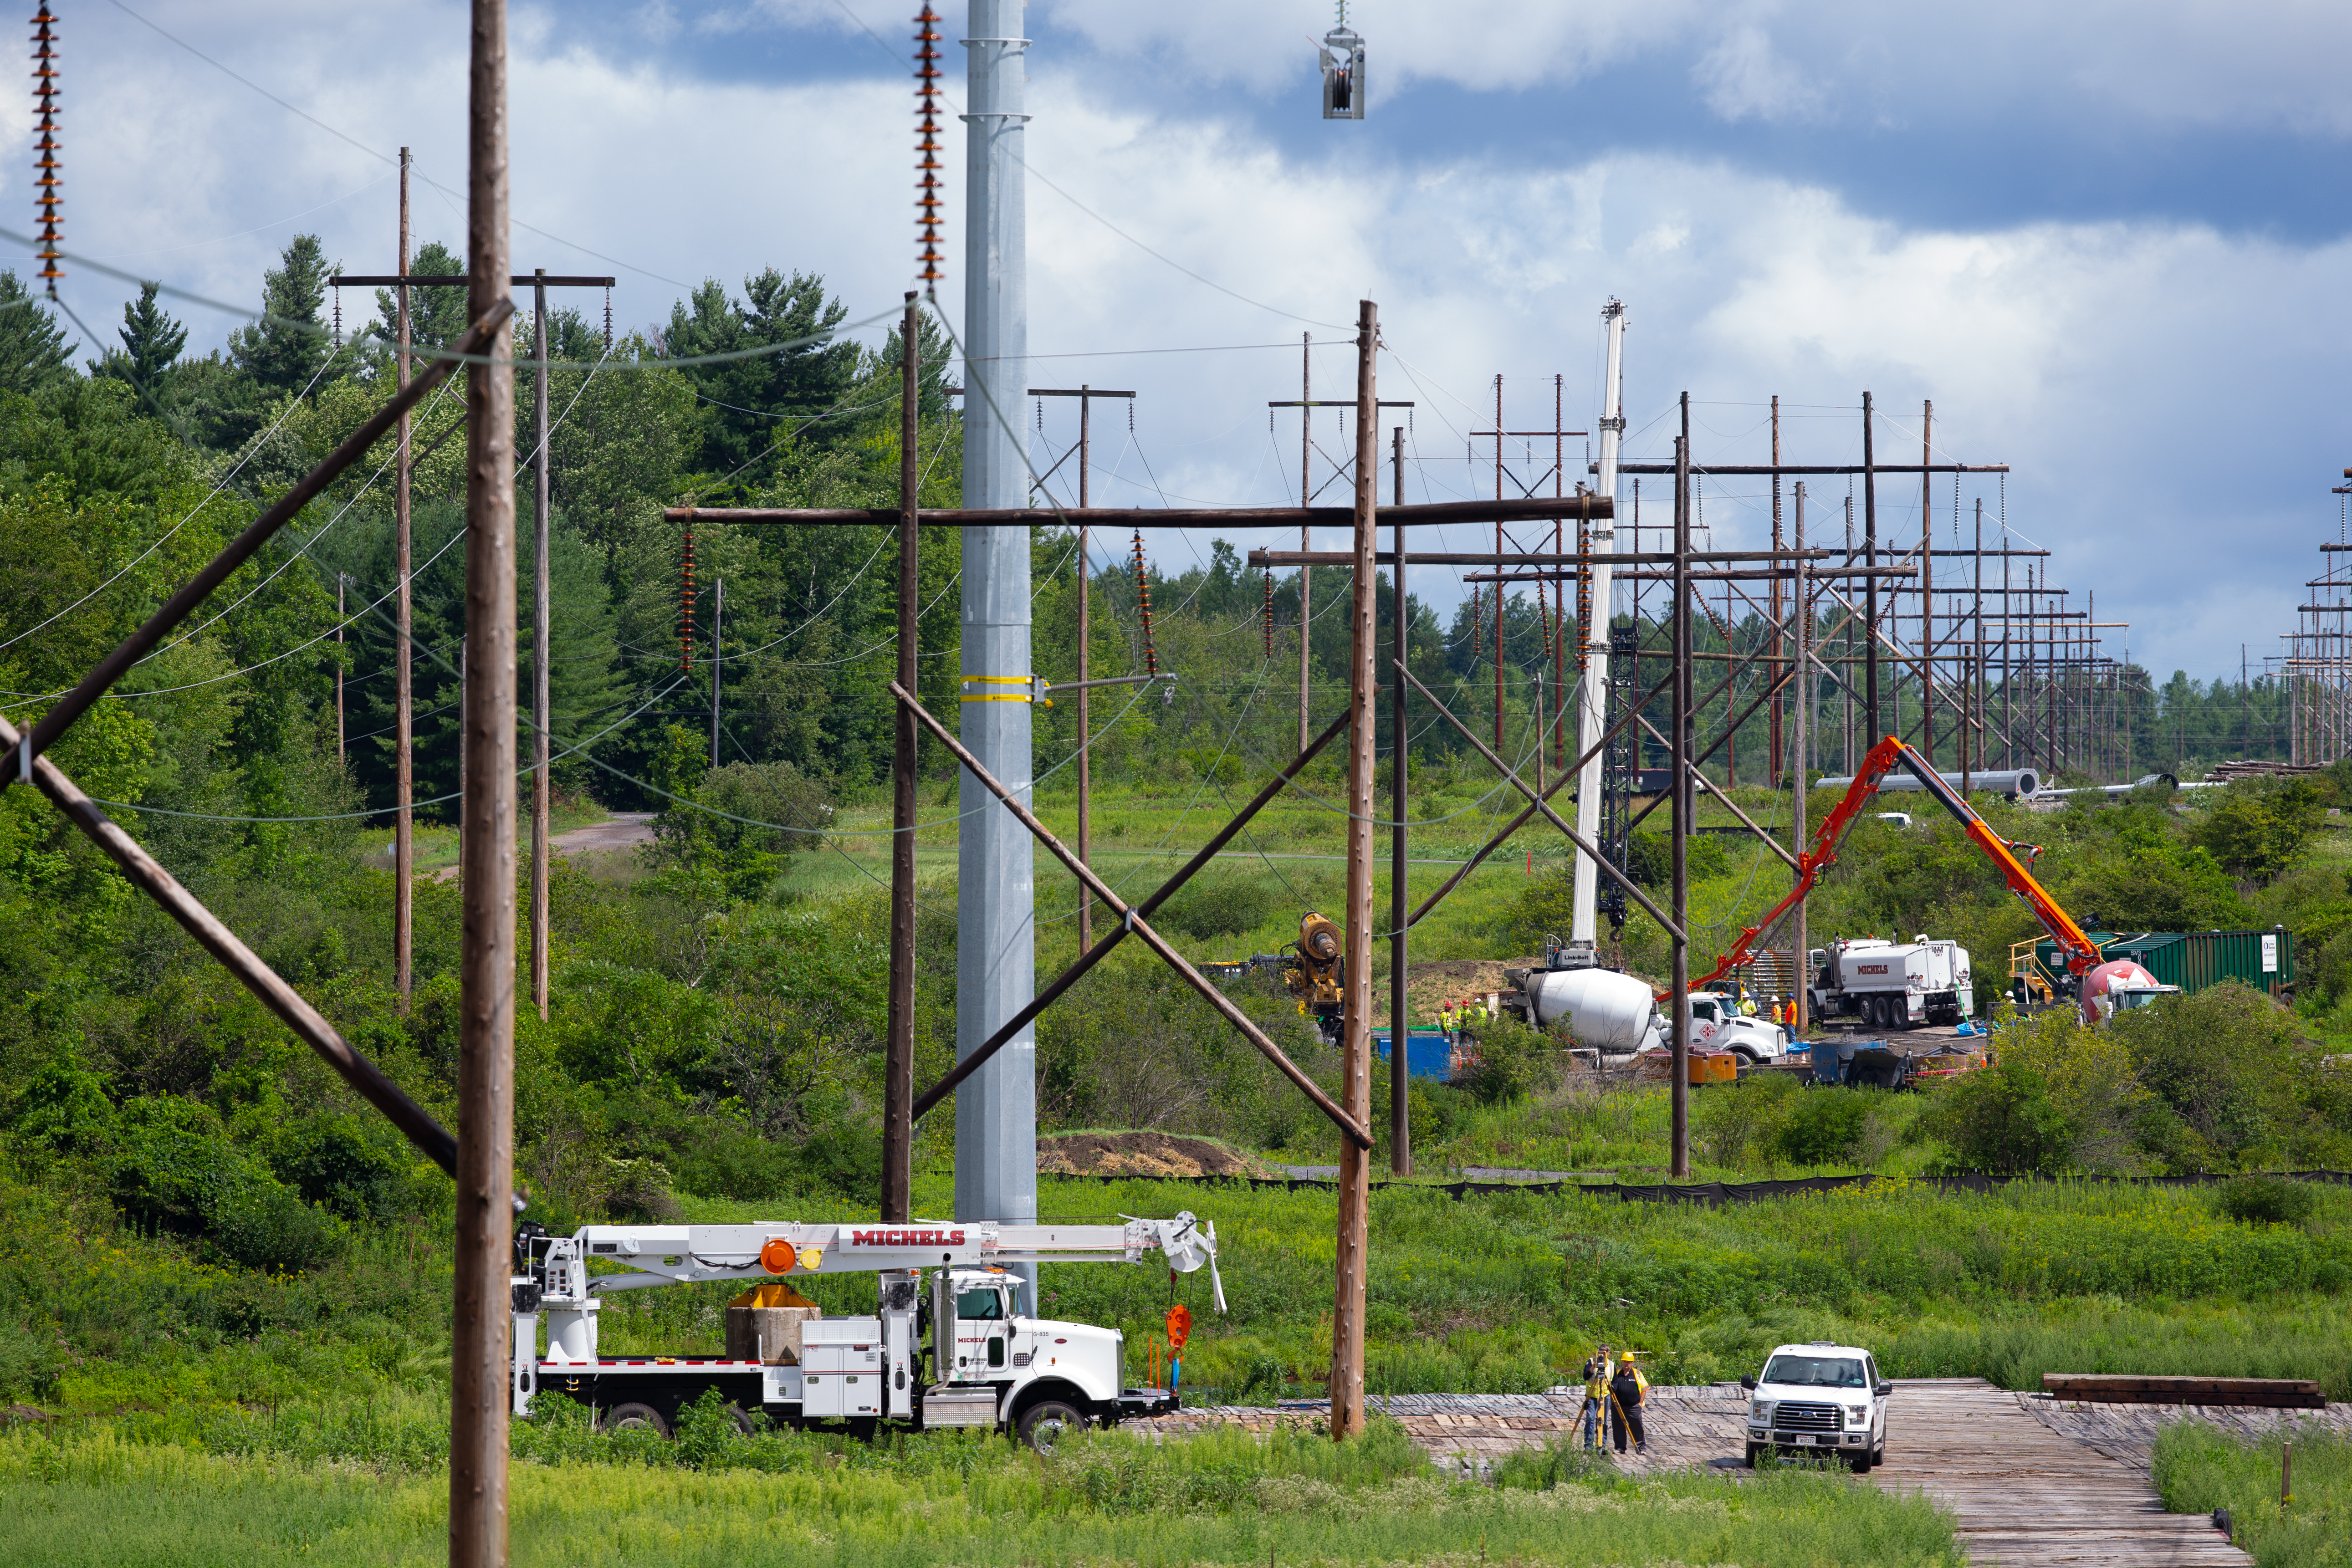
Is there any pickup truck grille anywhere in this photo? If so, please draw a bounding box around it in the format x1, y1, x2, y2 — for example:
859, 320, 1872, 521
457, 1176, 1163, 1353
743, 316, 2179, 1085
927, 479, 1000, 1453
1773, 1401, 1841, 1432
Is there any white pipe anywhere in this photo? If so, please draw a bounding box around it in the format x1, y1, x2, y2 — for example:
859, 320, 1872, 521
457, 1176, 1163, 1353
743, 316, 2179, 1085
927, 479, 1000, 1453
1814, 766, 2038, 798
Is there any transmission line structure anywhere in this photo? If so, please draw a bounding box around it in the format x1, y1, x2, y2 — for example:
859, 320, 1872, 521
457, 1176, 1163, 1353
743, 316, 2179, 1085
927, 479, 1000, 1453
327, 256, 611, 1023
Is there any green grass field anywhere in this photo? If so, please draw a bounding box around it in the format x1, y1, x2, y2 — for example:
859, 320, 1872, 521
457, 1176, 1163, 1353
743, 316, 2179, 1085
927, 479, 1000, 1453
2154, 1423, 2352, 1568
0, 1408, 1966, 1568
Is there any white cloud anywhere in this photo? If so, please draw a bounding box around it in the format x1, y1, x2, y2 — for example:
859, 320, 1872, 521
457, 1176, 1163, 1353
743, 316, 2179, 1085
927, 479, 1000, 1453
1693, 24, 1820, 126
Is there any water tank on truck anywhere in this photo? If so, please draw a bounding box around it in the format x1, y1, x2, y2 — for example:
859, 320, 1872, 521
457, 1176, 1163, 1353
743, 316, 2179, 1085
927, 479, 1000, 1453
1810, 936, 1974, 1032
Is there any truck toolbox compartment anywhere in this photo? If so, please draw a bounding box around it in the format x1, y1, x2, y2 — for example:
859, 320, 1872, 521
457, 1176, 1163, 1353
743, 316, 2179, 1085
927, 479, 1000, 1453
922, 1387, 1001, 1426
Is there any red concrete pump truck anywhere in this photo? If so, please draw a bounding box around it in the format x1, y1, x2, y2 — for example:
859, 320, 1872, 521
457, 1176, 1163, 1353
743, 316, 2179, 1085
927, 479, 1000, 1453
1684, 736, 2106, 1006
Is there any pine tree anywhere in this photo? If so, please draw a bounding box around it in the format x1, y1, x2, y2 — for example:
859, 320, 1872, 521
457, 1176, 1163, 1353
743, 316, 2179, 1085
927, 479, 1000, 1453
0, 267, 75, 395
116, 281, 187, 384
227, 233, 334, 395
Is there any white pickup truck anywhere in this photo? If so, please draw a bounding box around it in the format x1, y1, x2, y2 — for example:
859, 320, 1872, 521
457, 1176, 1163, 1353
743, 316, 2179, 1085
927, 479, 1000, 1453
1740, 1341, 1892, 1472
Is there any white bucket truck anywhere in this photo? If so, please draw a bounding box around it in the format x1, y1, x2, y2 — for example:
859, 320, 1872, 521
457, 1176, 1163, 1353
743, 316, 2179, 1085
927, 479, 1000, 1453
511, 1212, 1223, 1451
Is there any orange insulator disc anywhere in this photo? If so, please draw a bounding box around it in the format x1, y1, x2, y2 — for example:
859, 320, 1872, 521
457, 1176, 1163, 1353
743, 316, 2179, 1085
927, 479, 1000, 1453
760, 1238, 798, 1275
1165, 1303, 1193, 1349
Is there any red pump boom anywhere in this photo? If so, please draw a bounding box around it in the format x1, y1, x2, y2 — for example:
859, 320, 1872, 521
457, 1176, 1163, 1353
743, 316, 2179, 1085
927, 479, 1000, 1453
1681, 736, 2102, 999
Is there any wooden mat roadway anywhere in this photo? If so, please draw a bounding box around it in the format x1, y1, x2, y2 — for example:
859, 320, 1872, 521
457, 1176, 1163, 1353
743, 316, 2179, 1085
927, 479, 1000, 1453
1873, 1379, 2247, 1568
1138, 1378, 2252, 1566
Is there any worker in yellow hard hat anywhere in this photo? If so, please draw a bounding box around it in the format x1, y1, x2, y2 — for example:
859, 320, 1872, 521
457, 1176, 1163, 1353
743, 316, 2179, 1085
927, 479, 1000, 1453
1580, 1343, 1615, 1451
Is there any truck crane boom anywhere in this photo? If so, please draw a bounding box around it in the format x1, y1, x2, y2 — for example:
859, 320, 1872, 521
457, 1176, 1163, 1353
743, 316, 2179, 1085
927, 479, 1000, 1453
1681, 735, 2102, 998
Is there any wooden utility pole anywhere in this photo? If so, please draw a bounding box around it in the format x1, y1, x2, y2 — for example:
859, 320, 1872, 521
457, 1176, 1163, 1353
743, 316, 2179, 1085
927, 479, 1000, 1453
1553, 375, 1567, 775
1968, 500, 1983, 794
1331, 298, 1377, 1440
1389, 422, 1409, 1177
531, 270, 551, 1022
394, 148, 414, 1013
452, 0, 516, 1557
1493, 374, 1505, 750
1862, 392, 1879, 740
1769, 396, 1783, 782
884, 291, 920, 1224
1076, 393, 1089, 950
1790, 483, 1809, 1038
1670, 398, 1691, 1180
1028, 385, 1132, 949
1300, 333, 1313, 755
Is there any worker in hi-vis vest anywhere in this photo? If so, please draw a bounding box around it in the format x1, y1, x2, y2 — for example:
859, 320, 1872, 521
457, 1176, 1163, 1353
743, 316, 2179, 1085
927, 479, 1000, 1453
1579, 1343, 1615, 1450
1610, 1354, 1650, 1456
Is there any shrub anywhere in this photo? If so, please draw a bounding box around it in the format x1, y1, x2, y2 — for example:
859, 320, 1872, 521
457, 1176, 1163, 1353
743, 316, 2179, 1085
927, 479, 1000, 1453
2113, 982, 2309, 1167
1920, 1064, 2076, 1175
264, 1114, 411, 1222
4, 1059, 116, 1153
1455, 1016, 1561, 1106
2213, 1174, 2319, 1228
1926, 1008, 2148, 1174
103, 1098, 343, 1272
1772, 1090, 1869, 1166
1157, 874, 1274, 941
1694, 1072, 1797, 1168
2192, 781, 2325, 881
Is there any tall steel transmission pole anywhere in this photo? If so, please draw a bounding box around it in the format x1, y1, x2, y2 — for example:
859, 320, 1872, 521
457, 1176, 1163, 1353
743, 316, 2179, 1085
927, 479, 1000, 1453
1569, 300, 1626, 953
959, 0, 1037, 1311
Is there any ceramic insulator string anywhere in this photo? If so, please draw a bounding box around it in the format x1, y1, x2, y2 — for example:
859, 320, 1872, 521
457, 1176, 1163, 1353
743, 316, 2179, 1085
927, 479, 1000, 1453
31, 4, 59, 295
1132, 531, 1158, 677
914, 6, 946, 288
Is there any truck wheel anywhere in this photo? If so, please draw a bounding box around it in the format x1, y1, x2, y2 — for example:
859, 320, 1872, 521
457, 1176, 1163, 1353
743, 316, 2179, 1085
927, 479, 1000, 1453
1017, 1399, 1087, 1455
1847, 1448, 1873, 1474
1744, 1442, 1762, 1469
601, 1402, 671, 1440
724, 1402, 758, 1436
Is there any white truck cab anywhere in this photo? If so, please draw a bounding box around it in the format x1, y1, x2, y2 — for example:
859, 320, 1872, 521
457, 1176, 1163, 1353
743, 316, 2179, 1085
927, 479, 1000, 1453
1740, 1341, 1892, 1472
1687, 991, 1791, 1062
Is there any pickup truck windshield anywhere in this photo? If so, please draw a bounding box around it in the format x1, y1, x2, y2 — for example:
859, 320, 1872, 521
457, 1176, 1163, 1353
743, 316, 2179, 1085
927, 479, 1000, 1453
1762, 1354, 1866, 1388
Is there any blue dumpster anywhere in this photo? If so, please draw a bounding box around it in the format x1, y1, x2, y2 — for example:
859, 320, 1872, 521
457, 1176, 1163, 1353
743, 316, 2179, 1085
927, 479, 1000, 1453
1372, 1028, 1456, 1081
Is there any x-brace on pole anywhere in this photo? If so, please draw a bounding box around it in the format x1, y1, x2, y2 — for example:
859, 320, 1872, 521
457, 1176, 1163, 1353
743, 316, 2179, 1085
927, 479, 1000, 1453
912, 705, 1354, 1123
1395, 662, 1685, 942
0, 710, 457, 1174
888, 680, 1372, 1150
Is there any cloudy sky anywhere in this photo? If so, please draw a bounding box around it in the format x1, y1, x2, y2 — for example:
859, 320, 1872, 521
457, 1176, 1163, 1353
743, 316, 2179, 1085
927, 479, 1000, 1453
20, 0, 2352, 682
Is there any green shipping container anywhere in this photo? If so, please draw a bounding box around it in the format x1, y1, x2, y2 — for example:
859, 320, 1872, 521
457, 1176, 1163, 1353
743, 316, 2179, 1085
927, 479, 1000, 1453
2033, 928, 2294, 997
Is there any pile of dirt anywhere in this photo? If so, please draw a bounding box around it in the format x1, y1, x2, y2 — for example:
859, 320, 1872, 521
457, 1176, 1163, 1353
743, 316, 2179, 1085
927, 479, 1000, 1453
1037, 1132, 1269, 1179
1403, 957, 1542, 1021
